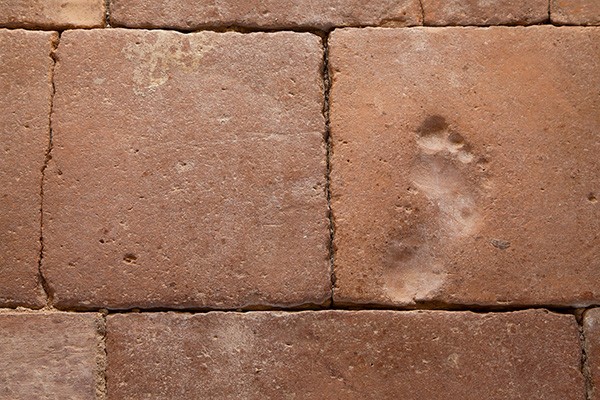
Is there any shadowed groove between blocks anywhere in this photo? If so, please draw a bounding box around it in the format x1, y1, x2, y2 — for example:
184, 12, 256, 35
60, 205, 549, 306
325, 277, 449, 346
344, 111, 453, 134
321, 32, 336, 305
579, 310, 594, 400
5, 19, 597, 36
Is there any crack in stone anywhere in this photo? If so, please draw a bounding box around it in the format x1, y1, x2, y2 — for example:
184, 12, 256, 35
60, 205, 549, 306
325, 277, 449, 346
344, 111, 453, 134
38, 31, 61, 308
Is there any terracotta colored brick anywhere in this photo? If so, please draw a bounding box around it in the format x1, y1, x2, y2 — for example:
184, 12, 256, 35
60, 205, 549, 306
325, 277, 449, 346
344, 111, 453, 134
45, 29, 329, 310
0, 311, 103, 399
109, 0, 422, 30
0, 0, 104, 29
108, 310, 582, 399
585, 308, 600, 399
329, 27, 600, 307
422, 0, 548, 25
552, 0, 600, 25
0, 30, 57, 308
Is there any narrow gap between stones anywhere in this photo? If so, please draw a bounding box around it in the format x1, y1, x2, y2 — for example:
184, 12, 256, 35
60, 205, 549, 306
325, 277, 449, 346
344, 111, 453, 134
418, 0, 426, 25
0, 20, 574, 36
578, 309, 594, 400
321, 32, 336, 307
37, 32, 61, 308
104, 0, 111, 28
3, 304, 595, 316
110, 25, 333, 35
103, 304, 589, 316
97, 312, 108, 400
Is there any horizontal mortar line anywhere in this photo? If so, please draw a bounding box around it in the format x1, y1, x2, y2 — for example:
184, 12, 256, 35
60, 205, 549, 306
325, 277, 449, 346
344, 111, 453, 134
0, 304, 597, 316
1, 22, 595, 36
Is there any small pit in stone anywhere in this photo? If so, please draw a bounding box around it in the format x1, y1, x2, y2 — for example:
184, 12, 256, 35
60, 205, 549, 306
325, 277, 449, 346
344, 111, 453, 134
123, 253, 138, 264
417, 115, 448, 136
588, 193, 597, 204
491, 239, 511, 250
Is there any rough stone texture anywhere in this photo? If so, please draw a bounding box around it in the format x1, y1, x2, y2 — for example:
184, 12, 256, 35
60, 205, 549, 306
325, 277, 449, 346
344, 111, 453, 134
585, 308, 600, 400
552, 0, 600, 25
109, 0, 422, 30
0, 0, 104, 29
45, 29, 329, 310
0, 311, 103, 399
0, 30, 57, 308
422, 0, 548, 26
330, 27, 600, 308
108, 310, 583, 399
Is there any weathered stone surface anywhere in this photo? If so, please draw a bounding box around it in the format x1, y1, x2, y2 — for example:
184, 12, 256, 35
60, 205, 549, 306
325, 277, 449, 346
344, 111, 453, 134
0, 311, 103, 399
45, 29, 329, 310
0, 30, 57, 308
0, 0, 104, 29
109, 0, 422, 30
422, 0, 548, 25
552, 0, 600, 25
585, 308, 600, 399
329, 27, 600, 307
108, 310, 583, 399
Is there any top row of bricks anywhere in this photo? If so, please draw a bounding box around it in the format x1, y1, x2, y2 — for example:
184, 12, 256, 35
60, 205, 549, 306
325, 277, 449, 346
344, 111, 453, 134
1, 0, 599, 30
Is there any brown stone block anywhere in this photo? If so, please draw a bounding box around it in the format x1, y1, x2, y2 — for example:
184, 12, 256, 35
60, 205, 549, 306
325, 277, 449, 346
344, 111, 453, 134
0, 0, 105, 29
0, 29, 57, 308
422, 0, 548, 26
0, 311, 104, 399
109, 0, 422, 30
585, 308, 600, 399
329, 27, 600, 307
107, 310, 583, 399
45, 29, 329, 310
552, 0, 600, 25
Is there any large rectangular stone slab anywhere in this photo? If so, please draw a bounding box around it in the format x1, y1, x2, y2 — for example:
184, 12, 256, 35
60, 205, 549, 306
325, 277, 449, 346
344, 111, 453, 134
551, 0, 600, 25
0, 29, 57, 308
329, 27, 600, 307
46, 29, 329, 310
107, 310, 583, 399
109, 0, 422, 30
0, 311, 103, 399
585, 308, 600, 400
0, 0, 104, 29
422, 0, 548, 26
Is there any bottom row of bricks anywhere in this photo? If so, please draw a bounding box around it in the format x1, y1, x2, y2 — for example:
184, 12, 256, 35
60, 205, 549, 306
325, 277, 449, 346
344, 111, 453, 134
1, 309, 598, 399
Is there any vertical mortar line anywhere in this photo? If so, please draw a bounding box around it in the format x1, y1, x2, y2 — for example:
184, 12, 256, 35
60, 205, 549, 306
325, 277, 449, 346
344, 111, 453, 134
38, 32, 61, 307
322, 32, 336, 306
104, 0, 111, 27
418, 0, 425, 25
96, 311, 108, 400
547, 0, 552, 23
578, 309, 594, 400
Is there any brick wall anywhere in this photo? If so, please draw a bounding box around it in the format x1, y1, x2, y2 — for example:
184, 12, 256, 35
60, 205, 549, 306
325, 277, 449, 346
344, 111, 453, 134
0, 1, 598, 399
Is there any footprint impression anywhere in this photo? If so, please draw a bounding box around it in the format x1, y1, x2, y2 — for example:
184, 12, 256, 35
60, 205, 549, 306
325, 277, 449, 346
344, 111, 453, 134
383, 115, 486, 304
